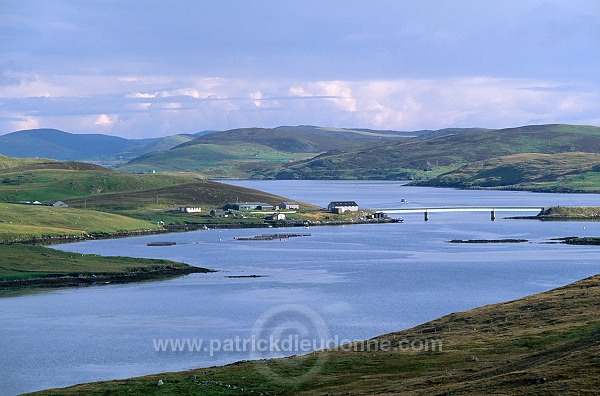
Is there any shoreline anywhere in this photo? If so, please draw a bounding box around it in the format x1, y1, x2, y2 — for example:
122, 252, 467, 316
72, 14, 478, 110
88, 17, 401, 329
2, 228, 169, 246
2, 217, 402, 245
0, 265, 213, 292
0, 217, 400, 292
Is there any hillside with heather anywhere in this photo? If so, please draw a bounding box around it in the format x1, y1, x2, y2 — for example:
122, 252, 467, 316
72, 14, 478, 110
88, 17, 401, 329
260, 124, 600, 188
116, 126, 419, 176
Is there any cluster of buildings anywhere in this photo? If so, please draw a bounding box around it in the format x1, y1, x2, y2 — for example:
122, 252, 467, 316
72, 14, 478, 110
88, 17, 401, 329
178, 201, 362, 218
16, 198, 366, 218
177, 201, 302, 217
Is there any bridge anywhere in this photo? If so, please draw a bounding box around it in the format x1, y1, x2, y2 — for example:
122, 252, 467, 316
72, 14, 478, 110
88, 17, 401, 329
376, 206, 546, 221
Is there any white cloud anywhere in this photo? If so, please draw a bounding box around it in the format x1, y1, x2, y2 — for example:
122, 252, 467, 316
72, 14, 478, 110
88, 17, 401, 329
126, 92, 157, 99
0, 73, 598, 137
94, 114, 118, 126
4, 116, 40, 131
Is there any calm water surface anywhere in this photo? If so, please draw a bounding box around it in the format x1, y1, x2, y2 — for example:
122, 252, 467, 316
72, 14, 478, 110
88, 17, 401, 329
1, 181, 599, 395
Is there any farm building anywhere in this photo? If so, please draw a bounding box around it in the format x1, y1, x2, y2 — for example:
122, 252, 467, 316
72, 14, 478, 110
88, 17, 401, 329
48, 200, 69, 208
280, 202, 300, 210
210, 209, 226, 218
328, 201, 359, 213
225, 202, 275, 211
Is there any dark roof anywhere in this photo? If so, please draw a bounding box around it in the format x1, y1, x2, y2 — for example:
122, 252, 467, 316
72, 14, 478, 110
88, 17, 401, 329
328, 201, 358, 207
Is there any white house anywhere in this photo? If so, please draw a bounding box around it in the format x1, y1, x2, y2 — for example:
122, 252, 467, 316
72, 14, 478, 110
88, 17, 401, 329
327, 201, 359, 213
178, 207, 201, 213
268, 213, 287, 221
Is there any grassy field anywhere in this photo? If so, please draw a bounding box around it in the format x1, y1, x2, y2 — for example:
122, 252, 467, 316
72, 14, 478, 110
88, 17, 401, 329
0, 244, 202, 283
0, 203, 158, 242
27, 273, 600, 395
0, 154, 53, 169
0, 161, 194, 203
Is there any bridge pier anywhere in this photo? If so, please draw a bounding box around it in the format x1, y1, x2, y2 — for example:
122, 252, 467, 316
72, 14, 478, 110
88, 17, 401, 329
424, 211, 429, 221
491, 210, 496, 221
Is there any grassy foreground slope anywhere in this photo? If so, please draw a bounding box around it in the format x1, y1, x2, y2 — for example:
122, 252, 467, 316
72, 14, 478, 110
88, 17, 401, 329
414, 152, 600, 192
29, 273, 600, 395
0, 203, 157, 242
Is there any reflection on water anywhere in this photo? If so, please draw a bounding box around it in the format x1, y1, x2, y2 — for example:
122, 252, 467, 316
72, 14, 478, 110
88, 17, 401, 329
1, 181, 599, 395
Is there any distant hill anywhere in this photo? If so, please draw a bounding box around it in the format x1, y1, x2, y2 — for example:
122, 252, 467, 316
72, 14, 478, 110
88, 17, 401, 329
272, 125, 424, 140
111, 134, 195, 160
174, 127, 405, 152
117, 126, 421, 176
0, 129, 195, 163
0, 129, 141, 160
261, 124, 600, 180
413, 152, 600, 192
4, 125, 600, 191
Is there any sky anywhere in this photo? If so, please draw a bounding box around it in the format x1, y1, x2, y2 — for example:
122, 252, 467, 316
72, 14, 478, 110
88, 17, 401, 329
1, 0, 599, 138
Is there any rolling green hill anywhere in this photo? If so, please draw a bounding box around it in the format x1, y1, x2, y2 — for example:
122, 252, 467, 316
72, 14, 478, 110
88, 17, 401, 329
180, 126, 416, 151
117, 142, 316, 177
116, 126, 420, 176
0, 154, 53, 169
0, 158, 307, 215
262, 124, 600, 181
414, 152, 600, 192
0, 161, 192, 203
